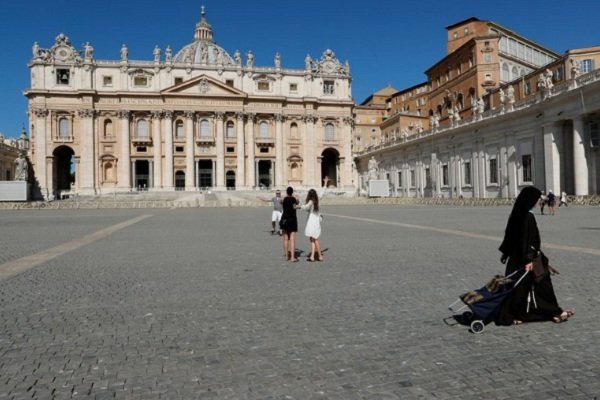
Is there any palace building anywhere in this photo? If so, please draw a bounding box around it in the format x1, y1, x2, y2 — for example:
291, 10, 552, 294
355, 17, 600, 198
25, 9, 354, 199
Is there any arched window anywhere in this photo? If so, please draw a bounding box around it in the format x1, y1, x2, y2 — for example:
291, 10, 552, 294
324, 123, 335, 141
58, 118, 70, 138
259, 121, 269, 138
103, 119, 113, 138
200, 119, 210, 137
291, 162, 299, 179
290, 122, 298, 139
501, 63, 509, 81
175, 121, 184, 139
137, 119, 148, 137
456, 93, 464, 110
511, 66, 518, 80
226, 121, 235, 138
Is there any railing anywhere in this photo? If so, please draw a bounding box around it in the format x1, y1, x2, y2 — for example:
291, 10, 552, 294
357, 69, 600, 156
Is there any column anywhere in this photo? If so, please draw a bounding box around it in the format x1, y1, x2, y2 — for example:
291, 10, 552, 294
211, 160, 216, 187
431, 151, 439, 197
507, 140, 517, 198
342, 117, 354, 189
131, 160, 136, 189
151, 111, 162, 189
184, 111, 195, 190
543, 122, 562, 195
270, 160, 275, 187
235, 112, 245, 188
215, 112, 225, 189
118, 110, 131, 189
32, 108, 49, 198
78, 109, 95, 194
478, 143, 486, 198
148, 160, 154, 188
255, 160, 259, 187
455, 151, 462, 197
304, 115, 316, 187
573, 116, 589, 195
275, 114, 284, 188
499, 141, 508, 198
246, 113, 256, 189
163, 111, 174, 189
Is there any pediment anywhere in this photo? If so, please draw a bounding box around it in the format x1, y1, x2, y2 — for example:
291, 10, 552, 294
162, 75, 247, 97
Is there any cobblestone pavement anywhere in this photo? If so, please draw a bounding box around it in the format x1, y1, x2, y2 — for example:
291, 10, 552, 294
0, 205, 599, 399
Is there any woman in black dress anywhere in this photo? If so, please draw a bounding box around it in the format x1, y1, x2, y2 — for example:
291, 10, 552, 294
496, 186, 574, 325
280, 186, 299, 262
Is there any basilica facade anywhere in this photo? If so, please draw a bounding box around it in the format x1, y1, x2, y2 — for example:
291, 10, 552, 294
25, 10, 354, 199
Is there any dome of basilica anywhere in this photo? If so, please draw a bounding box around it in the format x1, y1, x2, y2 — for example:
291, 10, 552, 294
173, 8, 235, 65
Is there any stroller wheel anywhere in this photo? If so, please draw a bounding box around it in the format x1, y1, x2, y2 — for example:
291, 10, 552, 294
462, 311, 473, 321
470, 320, 485, 334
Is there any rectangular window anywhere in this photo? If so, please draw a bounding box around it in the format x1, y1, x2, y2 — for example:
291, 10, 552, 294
589, 121, 600, 147
259, 147, 269, 153
257, 81, 270, 91
442, 164, 449, 186
136, 146, 147, 153
175, 146, 184, 153
103, 76, 113, 86
56, 69, 70, 85
581, 59, 594, 73
489, 158, 498, 184
174, 77, 183, 85
524, 82, 531, 95
425, 167, 431, 188
397, 171, 402, 188
410, 170, 415, 188
289, 83, 298, 93
522, 154, 532, 182
225, 79, 234, 87
226, 146, 235, 153
464, 161, 472, 185
323, 80, 335, 95
134, 76, 148, 87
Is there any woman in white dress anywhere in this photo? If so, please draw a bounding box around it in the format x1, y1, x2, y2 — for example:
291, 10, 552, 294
300, 178, 328, 261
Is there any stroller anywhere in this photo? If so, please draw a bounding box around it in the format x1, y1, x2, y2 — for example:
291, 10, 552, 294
447, 269, 529, 333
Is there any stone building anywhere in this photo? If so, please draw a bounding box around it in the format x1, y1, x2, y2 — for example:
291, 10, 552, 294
355, 18, 600, 198
353, 85, 396, 153
25, 9, 354, 199
0, 134, 20, 181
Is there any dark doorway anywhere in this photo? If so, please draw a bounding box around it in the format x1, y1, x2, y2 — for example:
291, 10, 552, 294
53, 145, 75, 196
134, 160, 149, 190
226, 170, 236, 189
258, 160, 272, 188
175, 171, 185, 190
198, 160, 213, 188
321, 148, 339, 187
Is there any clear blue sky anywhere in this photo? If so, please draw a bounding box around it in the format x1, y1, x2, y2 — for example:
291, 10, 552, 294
1, 0, 599, 138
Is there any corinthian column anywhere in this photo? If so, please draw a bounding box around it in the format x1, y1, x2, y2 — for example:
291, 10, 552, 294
32, 108, 49, 198
342, 116, 353, 189
163, 111, 174, 190
246, 113, 256, 188
573, 116, 589, 195
185, 111, 195, 190
304, 115, 316, 187
152, 111, 162, 189
275, 114, 284, 188
117, 110, 131, 189
236, 112, 245, 188
78, 109, 95, 194
215, 112, 225, 189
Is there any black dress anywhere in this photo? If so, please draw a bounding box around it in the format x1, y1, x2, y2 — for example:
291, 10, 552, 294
495, 212, 562, 325
281, 196, 298, 232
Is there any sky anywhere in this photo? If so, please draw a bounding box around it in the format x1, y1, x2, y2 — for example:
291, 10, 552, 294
1, 0, 599, 138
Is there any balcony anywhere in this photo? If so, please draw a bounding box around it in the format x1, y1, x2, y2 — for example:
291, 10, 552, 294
196, 135, 215, 145
255, 136, 275, 147
131, 136, 152, 146
54, 135, 74, 143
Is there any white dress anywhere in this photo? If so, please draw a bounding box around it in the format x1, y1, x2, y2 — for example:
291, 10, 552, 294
301, 189, 326, 239
301, 200, 322, 238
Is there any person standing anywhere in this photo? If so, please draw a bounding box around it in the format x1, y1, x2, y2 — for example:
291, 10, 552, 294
258, 190, 284, 235
547, 190, 556, 216
539, 191, 547, 215
496, 186, 574, 326
559, 191, 568, 208
280, 186, 299, 262
300, 180, 328, 262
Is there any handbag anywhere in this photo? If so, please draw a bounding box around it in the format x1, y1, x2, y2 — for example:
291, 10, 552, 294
279, 218, 287, 230
530, 248, 549, 282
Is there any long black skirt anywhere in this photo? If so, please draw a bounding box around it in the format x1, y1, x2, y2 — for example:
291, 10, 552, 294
495, 261, 562, 326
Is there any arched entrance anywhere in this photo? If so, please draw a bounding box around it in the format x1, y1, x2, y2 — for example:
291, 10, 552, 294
258, 160, 272, 188
175, 171, 185, 190
52, 145, 75, 196
226, 171, 236, 189
321, 148, 339, 187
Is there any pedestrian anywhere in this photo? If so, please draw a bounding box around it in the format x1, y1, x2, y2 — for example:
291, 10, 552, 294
280, 186, 299, 262
495, 186, 574, 326
547, 190, 556, 216
299, 177, 329, 261
257, 189, 283, 235
559, 191, 568, 207
539, 191, 547, 215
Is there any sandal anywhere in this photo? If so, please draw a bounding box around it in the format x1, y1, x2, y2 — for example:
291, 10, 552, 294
565, 309, 576, 318
553, 312, 569, 323
513, 320, 523, 325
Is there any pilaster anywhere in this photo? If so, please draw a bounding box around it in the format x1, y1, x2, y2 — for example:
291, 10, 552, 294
573, 116, 589, 195
117, 110, 131, 189
152, 111, 162, 189
185, 111, 195, 190
236, 112, 245, 188
163, 111, 174, 189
